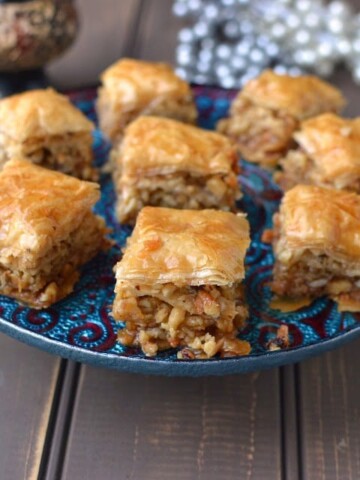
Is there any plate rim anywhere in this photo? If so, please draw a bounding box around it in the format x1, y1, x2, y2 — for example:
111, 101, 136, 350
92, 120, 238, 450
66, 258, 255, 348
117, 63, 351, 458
2, 88, 359, 376
1, 316, 359, 376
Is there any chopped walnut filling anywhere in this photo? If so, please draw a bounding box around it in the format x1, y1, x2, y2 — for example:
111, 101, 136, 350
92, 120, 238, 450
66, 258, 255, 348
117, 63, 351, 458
114, 172, 241, 225
271, 213, 360, 300
0, 213, 108, 308
0, 132, 96, 180
114, 282, 250, 359
217, 97, 297, 168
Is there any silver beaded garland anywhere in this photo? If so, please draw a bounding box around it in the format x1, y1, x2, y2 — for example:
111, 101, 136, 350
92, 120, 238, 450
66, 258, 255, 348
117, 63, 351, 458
172, 0, 360, 86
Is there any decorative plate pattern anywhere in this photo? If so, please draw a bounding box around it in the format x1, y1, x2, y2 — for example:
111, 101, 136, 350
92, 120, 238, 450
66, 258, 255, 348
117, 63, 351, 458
0, 86, 359, 376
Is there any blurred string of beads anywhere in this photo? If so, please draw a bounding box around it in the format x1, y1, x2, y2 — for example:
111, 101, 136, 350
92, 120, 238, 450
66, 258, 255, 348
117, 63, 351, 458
172, 0, 360, 87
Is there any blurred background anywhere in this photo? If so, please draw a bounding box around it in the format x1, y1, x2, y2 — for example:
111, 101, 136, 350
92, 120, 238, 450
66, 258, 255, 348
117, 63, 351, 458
1, 0, 359, 111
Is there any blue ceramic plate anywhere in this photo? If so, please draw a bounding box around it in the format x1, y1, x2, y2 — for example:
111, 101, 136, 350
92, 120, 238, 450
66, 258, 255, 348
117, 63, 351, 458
0, 86, 359, 376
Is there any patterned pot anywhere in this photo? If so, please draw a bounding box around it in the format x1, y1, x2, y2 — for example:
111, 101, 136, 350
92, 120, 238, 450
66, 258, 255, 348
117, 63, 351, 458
0, 0, 78, 72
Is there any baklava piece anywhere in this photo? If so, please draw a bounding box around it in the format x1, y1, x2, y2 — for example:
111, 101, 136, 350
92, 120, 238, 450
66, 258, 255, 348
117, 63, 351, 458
96, 58, 197, 143
0, 158, 109, 309
270, 185, 360, 311
113, 207, 251, 359
217, 70, 345, 168
113, 116, 241, 224
0, 89, 96, 180
275, 114, 360, 191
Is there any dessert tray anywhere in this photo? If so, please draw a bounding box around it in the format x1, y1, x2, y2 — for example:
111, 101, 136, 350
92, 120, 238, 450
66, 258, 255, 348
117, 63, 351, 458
0, 86, 359, 376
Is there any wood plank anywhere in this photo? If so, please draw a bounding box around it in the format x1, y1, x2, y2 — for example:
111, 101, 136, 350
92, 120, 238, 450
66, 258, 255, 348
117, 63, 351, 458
0, 333, 61, 480
47, 0, 142, 89
61, 368, 282, 480
43, 362, 81, 480
280, 366, 300, 480
298, 340, 360, 480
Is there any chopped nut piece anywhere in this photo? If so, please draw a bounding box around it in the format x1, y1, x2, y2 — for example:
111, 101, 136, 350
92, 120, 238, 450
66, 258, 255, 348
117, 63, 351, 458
267, 325, 290, 351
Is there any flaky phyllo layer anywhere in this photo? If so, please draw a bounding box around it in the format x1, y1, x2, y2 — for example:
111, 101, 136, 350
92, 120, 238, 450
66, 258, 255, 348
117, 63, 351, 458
217, 70, 345, 169
96, 58, 197, 143
97, 90, 197, 143
0, 213, 108, 308
111, 116, 241, 224
275, 114, 360, 193
276, 149, 360, 193
114, 281, 250, 359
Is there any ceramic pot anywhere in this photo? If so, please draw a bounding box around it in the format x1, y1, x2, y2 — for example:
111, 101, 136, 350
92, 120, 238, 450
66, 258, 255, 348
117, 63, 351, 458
0, 0, 78, 72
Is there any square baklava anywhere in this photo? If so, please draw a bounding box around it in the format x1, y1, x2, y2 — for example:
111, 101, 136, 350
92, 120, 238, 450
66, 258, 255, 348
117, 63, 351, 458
0, 158, 109, 309
96, 58, 197, 143
113, 116, 241, 224
113, 207, 251, 359
0, 89, 97, 180
217, 70, 345, 168
275, 114, 360, 191
270, 185, 360, 311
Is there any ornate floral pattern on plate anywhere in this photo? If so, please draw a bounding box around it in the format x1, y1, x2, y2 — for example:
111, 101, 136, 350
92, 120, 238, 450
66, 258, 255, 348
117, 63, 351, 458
0, 86, 359, 376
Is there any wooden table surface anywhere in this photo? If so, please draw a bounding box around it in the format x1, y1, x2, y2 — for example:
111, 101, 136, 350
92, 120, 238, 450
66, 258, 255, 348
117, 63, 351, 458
1, 1, 360, 479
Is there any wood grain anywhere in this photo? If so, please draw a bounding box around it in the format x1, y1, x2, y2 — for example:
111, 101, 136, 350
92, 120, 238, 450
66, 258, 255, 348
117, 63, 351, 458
280, 366, 300, 480
298, 341, 360, 480
61, 369, 282, 480
0, 334, 60, 480
43, 362, 81, 480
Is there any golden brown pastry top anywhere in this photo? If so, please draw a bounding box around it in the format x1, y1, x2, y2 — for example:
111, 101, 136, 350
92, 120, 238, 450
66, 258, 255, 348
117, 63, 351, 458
100, 58, 192, 106
116, 116, 238, 178
115, 207, 250, 286
294, 113, 360, 186
275, 185, 360, 264
240, 70, 345, 120
0, 89, 94, 141
0, 158, 100, 264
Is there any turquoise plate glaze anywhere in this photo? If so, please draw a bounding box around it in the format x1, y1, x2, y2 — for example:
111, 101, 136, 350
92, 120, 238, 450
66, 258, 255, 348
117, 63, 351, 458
0, 86, 359, 376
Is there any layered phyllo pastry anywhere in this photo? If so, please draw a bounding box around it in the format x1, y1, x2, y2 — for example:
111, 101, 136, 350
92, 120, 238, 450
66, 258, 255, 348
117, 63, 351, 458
96, 58, 197, 142
113, 116, 241, 224
217, 70, 345, 168
269, 185, 360, 311
0, 158, 108, 308
113, 207, 251, 359
275, 114, 360, 191
0, 88, 96, 180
